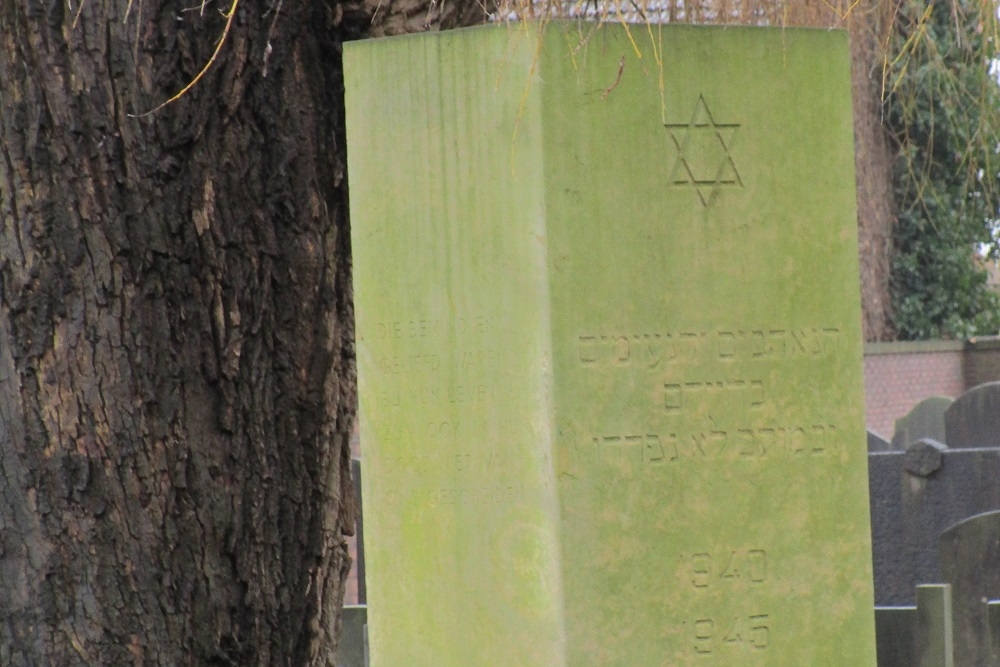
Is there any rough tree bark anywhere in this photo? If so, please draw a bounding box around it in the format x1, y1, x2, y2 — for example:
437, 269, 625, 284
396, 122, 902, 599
0, 2, 358, 664
849, 5, 897, 342
0, 0, 489, 662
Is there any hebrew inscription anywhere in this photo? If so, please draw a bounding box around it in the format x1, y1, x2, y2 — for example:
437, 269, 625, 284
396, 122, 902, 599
573, 322, 847, 470
579, 423, 838, 469
663, 379, 765, 412
578, 327, 842, 367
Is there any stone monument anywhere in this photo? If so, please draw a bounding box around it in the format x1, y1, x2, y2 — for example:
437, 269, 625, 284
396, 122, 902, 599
346, 22, 876, 666
892, 396, 952, 450
945, 382, 1000, 448
941, 510, 1000, 667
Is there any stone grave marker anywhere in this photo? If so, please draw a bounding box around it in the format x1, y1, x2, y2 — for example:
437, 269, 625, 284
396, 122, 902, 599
346, 22, 875, 666
915, 584, 954, 667
869, 429, 892, 452
869, 445, 1000, 605
940, 510, 1000, 667
874, 584, 956, 667
892, 396, 952, 450
990, 600, 1000, 661
868, 449, 908, 603
904, 438, 946, 477
944, 382, 1000, 448
336, 605, 369, 667
875, 605, 916, 667
351, 459, 367, 604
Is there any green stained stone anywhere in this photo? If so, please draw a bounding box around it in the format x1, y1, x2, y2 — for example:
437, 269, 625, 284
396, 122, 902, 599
345, 22, 876, 667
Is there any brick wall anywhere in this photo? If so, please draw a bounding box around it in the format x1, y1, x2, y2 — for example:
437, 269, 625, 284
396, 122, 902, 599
965, 337, 1000, 388
863, 340, 966, 438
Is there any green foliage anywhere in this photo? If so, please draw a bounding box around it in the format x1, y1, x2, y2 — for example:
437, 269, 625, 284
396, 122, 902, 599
887, 0, 1000, 340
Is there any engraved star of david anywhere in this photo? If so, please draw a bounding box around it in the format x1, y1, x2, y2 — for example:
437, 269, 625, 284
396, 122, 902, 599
665, 95, 743, 206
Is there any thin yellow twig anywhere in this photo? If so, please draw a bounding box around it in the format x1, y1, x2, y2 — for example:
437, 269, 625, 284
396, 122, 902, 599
510, 19, 548, 174
601, 55, 625, 98
613, 4, 643, 59
72, 0, 87, 28
132, 0, 241, 117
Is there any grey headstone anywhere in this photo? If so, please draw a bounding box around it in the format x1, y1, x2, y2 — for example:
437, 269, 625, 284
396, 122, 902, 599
893, 396, 953, 450
916, 584, 954, 667
351, 458, 366, 604
337, 605, 368, 667
869, 450, 908, 604
990, 600, 1000, 664
874, 587, 961, 667
869, 428, 892, 452
363, 623, 369, 667
940, 511, 1000, 667
875, 606, 917, 667
904, 438, 946, 477
869, 447, 1000, 605
944, 382, 1000, 448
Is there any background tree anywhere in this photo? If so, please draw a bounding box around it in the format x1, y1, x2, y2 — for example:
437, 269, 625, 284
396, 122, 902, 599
0, 0, 482, 663
885, 0, 1000, 340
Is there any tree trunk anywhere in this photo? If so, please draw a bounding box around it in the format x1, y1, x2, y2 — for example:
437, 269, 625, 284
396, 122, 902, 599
0, 2, 358, 664
849, 4, 896, 342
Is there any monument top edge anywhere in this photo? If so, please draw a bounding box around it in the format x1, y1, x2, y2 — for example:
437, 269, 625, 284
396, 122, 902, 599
343, 18, 848, 49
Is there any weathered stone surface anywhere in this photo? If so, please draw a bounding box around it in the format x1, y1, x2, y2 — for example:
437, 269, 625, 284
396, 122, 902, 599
336, 606, 369, 667
904, 438, 946, 477
875, 606, 916, 667
892, 396, 952, 450
869, 429, 892, 452
916, 584, 954, 667
869, 448, 1000, 605
944, 382, 1000, 448
347, 22, 874, 666
989, 600, 1000, 662
869, 451, 908, 604
874, 586, 957, 667
940, 511, 1000, 667
351, 459, 367, 604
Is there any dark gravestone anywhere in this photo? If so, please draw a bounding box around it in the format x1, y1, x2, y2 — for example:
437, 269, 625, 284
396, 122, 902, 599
990, 600, 1000, 661
892, 396, 953, 450
351, 459, 366, 604
874, 584, 954, 667
915, 584, 954, 667
869, 428, 892, 452
337, 605, 369, 667
904, 438, 946, 477
875, 606, 916, 667
944, 382, 1000, 448
940, 511, 1000, 667
869, 450, 908, 604
869, 447, 1000, 605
